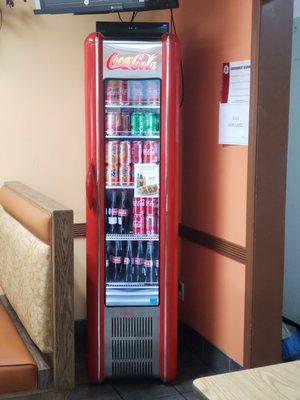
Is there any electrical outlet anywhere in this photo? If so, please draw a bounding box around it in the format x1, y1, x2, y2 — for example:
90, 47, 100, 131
178, 281, 184, 302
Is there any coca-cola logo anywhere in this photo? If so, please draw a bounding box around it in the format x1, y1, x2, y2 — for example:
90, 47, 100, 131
133, 198, 145, 206
107, 52, 159, 71
118, 209, 129, 217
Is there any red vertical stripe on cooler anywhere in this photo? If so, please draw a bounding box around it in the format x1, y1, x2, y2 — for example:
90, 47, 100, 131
221, 62, 230, 103
160, 34, 181, 383
85, 32, 105, 384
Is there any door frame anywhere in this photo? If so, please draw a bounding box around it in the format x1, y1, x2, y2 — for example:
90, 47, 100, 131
245, 0, 294, 368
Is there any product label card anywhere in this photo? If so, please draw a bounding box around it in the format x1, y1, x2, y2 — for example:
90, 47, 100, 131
134, 163, 159, 198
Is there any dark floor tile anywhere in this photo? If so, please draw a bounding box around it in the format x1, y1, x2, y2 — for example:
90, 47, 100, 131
174, 362, 214, 394
229, 359, 243, 372
178, 322, 204, 356
66, 384, 120, 400
183, 391, 200, 400
75, 361, 89, 386
202, 341, 230, 374
151, 395, 185, 400
112, 379, 179, 400
178, 346, 205, 368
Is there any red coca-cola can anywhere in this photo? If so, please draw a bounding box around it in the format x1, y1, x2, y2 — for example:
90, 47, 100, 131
146, 80, 160, 105
146, 198, 156, 215
119, 141, 131, 165
121, 111, 131, 134
131, 141, 143, 164
145, 215, 158, 235
119, 165, 131, 186
133, 197, 145, 215
143, 141, 160, 163
133, 214, 145, 234
119, 80, 128, 105
105, 141, 119, 165
106, 111, 121, 135
130, 80, 144, 105
106, 80, 120, 105
106, 165, 118, 185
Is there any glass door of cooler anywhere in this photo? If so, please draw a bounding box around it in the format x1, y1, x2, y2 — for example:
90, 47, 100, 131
104, 78, 161, 307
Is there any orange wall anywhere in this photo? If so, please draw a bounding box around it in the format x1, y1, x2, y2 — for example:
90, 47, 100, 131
174, 0, 253, 365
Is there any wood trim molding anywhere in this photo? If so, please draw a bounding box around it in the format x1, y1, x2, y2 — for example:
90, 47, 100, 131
74, 222, 246, 264
52, 210, 75, 391
180, 224, 246, 264
245, 0, 293, 369
73, 223, 87, 238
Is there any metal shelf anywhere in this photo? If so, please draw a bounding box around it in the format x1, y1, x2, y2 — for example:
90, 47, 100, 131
106, 185, 134, 190
106, 234, 159, 241
105, 134, 160, 140
107, 282, 158, 288
105, 104, 160, 109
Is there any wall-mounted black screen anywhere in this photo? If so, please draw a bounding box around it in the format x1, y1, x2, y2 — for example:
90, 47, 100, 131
34, 0, 179, 15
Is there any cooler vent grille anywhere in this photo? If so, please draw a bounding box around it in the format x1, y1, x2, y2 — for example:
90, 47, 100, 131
111, 316, 153, 377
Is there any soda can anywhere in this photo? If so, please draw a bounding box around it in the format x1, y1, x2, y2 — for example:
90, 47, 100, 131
146, 113, 160, 135
146, 198, 156, 215
143, 141, 160, 163
106, 111, 121, 135
119, 165, 131, 186
121, 111, 131, 135
130, 80, 144, 105
119, 141, 131, 165
131, 141, 143, 164
133, 214, 145, 234
154, 198, 159, 214
131, 164, 135, 184
131, 112, 146, 136
133, 197, 145, 215
105, 141, 119, 165
146, 80, 160, 105
106, 80, 120, 105
106, 165, 118, 185
119, 80, 128, 105
145, 215, 158, 235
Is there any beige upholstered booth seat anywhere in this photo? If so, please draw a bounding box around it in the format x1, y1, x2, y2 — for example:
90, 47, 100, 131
0, 204, 52, 353
0, 302, 37, 395
0, 181, 74, 397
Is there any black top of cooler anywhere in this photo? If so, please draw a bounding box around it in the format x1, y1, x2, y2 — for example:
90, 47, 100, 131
96, 22, 169, 39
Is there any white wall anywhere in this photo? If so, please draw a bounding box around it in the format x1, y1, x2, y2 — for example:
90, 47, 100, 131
283, 14, 300, 325
294, 0, 300, 18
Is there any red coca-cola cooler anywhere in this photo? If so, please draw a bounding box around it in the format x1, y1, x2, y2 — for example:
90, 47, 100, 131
85, 22, 180, 383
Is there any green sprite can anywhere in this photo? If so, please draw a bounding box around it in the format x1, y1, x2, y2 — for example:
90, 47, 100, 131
146, 112, 160, 136
131, 112, 146, 136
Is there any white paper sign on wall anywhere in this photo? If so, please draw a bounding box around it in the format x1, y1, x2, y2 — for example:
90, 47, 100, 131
219, 60, 251, 146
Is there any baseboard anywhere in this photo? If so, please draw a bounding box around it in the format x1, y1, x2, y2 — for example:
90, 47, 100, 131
178, 321, 243, 374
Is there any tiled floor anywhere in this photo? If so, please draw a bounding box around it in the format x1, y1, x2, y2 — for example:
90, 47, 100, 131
69, 344, 214, 400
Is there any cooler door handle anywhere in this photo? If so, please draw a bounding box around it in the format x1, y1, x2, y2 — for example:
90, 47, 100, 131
86, 163, 97, 211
